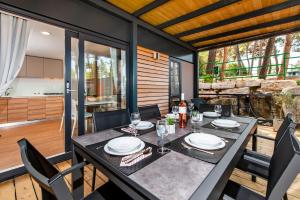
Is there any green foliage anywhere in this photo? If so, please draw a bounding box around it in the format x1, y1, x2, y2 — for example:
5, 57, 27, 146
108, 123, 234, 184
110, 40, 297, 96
166, 117, 174, 125
297, 80, 300, 86
202, 74, 214, 83
224, 63, 238, 77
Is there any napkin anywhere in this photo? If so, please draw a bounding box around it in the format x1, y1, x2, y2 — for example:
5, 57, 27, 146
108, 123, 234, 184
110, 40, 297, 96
120, 151, 152, 167
121, 127, 136, 134
136, 121, 152, 129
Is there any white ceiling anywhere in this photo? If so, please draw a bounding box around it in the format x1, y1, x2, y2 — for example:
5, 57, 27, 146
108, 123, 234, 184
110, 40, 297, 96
26, 20, 65, 60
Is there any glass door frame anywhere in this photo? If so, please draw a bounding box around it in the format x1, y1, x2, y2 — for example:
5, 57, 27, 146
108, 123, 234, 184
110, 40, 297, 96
169, 58, 182, 110
65, 30, 130, 140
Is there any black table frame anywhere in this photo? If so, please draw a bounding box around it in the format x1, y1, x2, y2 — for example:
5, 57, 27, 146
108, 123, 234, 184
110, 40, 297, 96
72, 120, 257, 200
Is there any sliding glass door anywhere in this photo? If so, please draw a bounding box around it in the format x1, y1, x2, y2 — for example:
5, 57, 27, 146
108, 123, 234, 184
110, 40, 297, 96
65, 31, 128, 139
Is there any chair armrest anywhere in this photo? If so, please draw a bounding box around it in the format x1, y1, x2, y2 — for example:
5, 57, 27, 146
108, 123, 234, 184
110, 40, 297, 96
244, 149, 271, 163
243, 154, 270, 168
253, 133, 275, 141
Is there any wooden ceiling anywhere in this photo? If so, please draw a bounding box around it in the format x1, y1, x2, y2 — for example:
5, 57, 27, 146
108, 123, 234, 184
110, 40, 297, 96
106, 0, 300, 50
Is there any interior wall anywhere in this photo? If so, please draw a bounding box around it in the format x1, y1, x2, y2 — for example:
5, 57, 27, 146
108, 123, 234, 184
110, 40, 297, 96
137, 46, 169, 115
181, 61, 194, 101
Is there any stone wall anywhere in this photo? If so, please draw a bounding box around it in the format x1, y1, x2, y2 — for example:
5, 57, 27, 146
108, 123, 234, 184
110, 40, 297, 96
199, 79, 300, 123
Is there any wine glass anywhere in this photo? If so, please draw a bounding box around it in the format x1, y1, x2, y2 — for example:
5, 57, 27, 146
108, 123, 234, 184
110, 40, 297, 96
214, 105, 222, 117
172, 106, 179, 122
156, 120, 170, 154
188, 102, 195, 113
130, 112, 141, 137
191, 111, 201, 132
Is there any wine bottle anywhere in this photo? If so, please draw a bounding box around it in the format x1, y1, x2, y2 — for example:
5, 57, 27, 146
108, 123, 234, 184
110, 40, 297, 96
179, 93, 187, 128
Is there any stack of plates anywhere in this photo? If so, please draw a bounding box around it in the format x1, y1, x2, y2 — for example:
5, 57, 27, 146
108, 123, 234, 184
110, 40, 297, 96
203, 111, 220, 118
184, 133, 225, 150
212, 119, 240, 128
104, 137, 145, 156
129, 121, 154, 130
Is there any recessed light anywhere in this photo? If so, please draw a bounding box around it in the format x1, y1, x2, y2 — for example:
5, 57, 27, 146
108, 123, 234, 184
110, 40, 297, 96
41, 31, 51, 36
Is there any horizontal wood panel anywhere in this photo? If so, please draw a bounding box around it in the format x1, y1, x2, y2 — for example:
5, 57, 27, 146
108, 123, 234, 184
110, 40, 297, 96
138, 84, 169, 89
137, 76, 169, 83
137, 54, 169, 65
137, 46, 169, 58
7, 98, 28, 122
138, 59, 169, 69
138, 68, 169, 75
0, 99, 8, 124
138, 64, 169, 72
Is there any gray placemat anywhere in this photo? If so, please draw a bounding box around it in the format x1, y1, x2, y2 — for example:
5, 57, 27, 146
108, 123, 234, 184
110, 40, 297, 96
114, 123, 156, 136
86, 138, 167, 176
165, 134, 235, 164
202, 121, 248, 134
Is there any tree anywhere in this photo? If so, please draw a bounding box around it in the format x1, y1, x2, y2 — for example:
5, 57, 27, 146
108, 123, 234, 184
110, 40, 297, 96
249, 40, 258, 75
220, 47, 228, 81
259, 36, 275, 79
206, 49, 217, 75
278, 33, 293, 80
235, 44, 244, 75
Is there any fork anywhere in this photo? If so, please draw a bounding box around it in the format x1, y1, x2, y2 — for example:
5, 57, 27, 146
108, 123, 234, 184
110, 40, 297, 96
181, 142, 214, 155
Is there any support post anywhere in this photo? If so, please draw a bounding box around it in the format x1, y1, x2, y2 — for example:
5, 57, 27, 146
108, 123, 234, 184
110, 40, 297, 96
193, 51, 199, 98
129, 22, 138, 113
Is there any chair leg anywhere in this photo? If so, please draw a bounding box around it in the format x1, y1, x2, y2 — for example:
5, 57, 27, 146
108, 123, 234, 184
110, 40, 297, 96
283, 193, 288, 200
251, 129, 257, 182
42, 188, 56, 200
91, 167, 96, 191
71, 116, 77, 137
59, 113, 64, 132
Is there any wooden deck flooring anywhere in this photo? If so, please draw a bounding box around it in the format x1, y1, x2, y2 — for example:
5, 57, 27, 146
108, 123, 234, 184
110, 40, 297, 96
0, 125, 299, 200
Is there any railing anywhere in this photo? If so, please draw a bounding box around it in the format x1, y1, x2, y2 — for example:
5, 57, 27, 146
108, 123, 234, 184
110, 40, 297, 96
199, 53, 300, 80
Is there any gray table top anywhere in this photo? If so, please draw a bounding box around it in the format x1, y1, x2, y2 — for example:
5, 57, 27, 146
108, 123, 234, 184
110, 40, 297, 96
73, 116, 257, 200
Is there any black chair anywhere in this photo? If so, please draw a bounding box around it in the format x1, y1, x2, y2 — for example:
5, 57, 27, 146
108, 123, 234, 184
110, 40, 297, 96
138, 105, 161, 120
93, 109, 130, 132
196, 104, 232, 117
91, 109, 130, 190
18, 138, 132, 200
221, 127, 300, 200
191, 98, 207, 111
237, 114, 296, 181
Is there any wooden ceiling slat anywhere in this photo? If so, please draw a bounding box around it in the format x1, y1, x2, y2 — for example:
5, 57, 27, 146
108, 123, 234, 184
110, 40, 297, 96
106, 0, 154, 13
175, 0, 298, 38
189, 14, 300, 44
133, 0, 170, 17
195, 20, 300, 47
156, 0, 241, 29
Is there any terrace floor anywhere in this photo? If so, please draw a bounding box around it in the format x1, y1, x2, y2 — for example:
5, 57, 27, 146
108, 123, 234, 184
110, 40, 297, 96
0, 125, 299, 200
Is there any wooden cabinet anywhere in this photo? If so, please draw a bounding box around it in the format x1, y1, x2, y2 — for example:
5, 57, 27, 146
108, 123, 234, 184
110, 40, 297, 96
7, 98, 28, 123
26, 56, 44, 78
0, 99, 8, 124
28, 97, 46, 121
43, 58, 63, 79
17, 56, 27, 78
46, 96, 64, 119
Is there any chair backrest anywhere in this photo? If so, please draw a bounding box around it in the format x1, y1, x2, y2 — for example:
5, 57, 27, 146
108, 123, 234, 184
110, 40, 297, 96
18, 138, 60, 194
93, 109, 130, 132
274, 113, 295, 147
196, 104, 232, 117
266, 128, 300, 200
191, 98, 207, 111
138, 105, 161, 120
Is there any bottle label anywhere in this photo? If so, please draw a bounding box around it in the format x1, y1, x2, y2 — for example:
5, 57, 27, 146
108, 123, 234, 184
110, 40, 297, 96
179, 107, 186, 113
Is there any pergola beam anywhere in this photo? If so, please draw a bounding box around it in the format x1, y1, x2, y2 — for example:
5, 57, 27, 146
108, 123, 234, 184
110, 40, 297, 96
157, 0, 241, 29
189, 14, 300, 44
175, 0, 300, 38
133, 0, 169, 17
197, 26, 300, 51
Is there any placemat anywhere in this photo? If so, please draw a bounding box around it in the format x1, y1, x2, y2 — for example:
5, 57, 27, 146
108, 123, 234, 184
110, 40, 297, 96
202, 121, 248, 134
165, 134, 235, 164
86, 138, 166, 176
114, 123, 156, 136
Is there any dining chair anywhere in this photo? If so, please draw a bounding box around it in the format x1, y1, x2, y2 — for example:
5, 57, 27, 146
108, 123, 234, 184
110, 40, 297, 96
18, 138, 132, 200
91, 109, 130, 191
221, 127, 300, 200
191, 98, 207, 111
138, 105, 161, 120
196, 104, 232, 117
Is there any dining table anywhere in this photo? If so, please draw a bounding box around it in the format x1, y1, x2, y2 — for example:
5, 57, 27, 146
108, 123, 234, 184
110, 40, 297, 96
72, 116, 257, 200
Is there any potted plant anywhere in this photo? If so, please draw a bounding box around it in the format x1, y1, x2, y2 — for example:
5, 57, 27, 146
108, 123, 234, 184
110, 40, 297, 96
166, 116, 175, 134
272, 92, 293, 131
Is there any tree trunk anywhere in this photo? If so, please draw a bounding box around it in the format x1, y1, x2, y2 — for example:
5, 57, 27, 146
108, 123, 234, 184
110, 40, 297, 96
220, 47, 228, 81
274, 45, 279, 74
235, 44, 244, 76
259, 37, 275, 79
258, 40, 263, 74
278, 33, 293, 80
206, 49, 217, 75
250, 41, 257, 76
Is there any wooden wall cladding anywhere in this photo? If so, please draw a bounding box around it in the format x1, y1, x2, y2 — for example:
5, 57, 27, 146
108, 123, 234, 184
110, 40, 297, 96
137, 46, 169, 115
7, 98, 28, 123
46, 96, 64, 119
0, 99, 8, 124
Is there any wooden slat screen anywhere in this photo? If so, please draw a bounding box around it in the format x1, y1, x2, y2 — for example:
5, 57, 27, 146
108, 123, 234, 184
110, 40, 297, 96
137, 46, 169, 115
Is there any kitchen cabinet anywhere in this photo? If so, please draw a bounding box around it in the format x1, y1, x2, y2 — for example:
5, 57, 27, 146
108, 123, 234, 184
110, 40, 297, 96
26, 56, 44, 78
0, 99, 8, 124
28, 97, 46, 121
43, 58, 63, 79
7, 98, 28, 122
46, 96, 64, 119
17, 56, 27, 77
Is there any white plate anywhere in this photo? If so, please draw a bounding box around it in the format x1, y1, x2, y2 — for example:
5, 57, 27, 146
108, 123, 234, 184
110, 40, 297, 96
107, 137, 142, 153
184, 133, 225, 150
188, 133, 222, 147
203, 112, 220, 118
129, 121, 154, 130
212, 119, 240, 128
104, 141, 145, 156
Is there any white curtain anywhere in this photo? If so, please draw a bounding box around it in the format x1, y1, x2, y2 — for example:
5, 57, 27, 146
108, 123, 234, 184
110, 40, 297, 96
109, 47, 118, 96
0, 13, 30, 96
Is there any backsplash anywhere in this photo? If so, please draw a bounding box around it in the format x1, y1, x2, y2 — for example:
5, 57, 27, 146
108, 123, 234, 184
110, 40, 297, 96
8, 78, 64, 96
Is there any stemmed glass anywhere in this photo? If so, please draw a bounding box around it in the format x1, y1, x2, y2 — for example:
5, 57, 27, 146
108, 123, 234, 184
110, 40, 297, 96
191, 110, 201, 133
130, 112, 141, 137
188, 102, 195, 113
156, 120, 170, 154
214, 105, 222, 117
172, 106, 179, 122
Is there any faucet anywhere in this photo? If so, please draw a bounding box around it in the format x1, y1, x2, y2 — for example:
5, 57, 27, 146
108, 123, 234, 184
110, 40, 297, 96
5, 87, 12, 96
